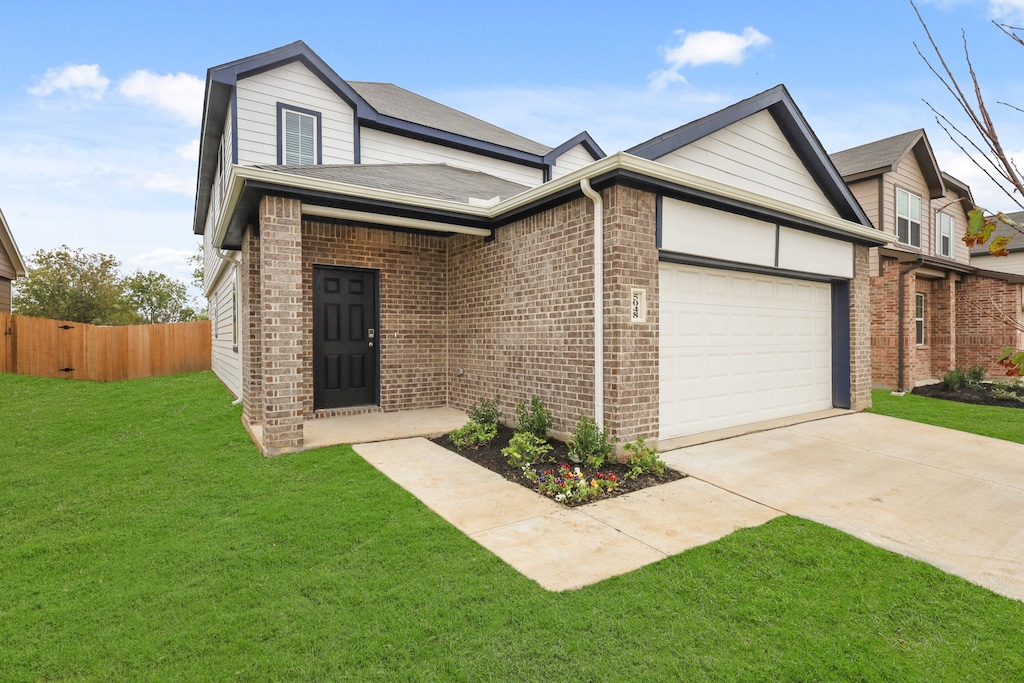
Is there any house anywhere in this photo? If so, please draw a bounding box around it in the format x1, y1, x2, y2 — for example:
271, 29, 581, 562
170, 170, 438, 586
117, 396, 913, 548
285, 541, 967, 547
970, 210, 1024, 275
0, 207, 27, 314
195, 41, 886, 455
831, 130, 1024, 390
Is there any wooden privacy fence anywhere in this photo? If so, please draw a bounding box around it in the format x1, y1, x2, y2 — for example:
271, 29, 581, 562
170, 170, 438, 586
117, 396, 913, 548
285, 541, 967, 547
0, 313, 211, 381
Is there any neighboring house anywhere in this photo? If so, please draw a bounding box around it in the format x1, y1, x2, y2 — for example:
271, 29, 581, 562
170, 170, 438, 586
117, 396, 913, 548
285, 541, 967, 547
970, 210, 1024, 276
0, 207, 27, 314
831, 130, 1024, 389
195, 41, 886, 455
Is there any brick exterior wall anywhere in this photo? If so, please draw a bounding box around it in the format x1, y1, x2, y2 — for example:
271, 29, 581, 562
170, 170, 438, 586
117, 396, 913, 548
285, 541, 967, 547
448, 196, 596, 437
957, 274, 1024, 376
849, 245, 872, 409
258, 196, 304, 453
600, 186, 660, 445
241, 227, 262, 425
301, 221, 449, 417
870, 256, 901, 388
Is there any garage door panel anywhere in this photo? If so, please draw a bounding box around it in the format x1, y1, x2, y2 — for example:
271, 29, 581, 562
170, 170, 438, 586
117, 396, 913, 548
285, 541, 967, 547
660, 263, 833, 440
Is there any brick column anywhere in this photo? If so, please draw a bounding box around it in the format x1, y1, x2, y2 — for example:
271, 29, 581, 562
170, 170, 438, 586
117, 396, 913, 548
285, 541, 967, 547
259, 196, 304, 454
241, 226, 262, 425
849, 245, 872, 409
931, 276, 956, 375
601, 186, 660, 449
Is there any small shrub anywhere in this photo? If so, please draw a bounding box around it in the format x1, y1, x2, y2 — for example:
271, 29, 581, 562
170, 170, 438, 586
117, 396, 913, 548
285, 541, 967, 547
522, 463, 618, 503
567, 415, 615, 469
623, 437, 666, 480
942, 366, 986, 391
468, 396, 500, 427
448, 421, 497, 450
991, 380, 1024, 403
965, 365, 987, 385
501, 431, 553, 468
515, 395, 552, 440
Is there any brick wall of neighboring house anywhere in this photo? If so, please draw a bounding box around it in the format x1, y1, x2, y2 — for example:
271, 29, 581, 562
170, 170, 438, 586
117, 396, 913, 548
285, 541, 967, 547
849, 245, 872, 409
448, 194, 598, 437
300, 221, 449, 418
926, 276, 957, 378
913, 278, 933, 381
597, 185, 660, 446
957, 274, 1024, 376
258, 196, 305, 453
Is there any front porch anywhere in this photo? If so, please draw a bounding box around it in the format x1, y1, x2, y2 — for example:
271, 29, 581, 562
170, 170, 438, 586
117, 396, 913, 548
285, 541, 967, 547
244, 406, 468, 456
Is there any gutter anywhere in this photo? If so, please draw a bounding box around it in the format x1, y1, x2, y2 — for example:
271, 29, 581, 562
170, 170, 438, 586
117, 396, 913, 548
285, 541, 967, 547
896, 257, 924, 393
208, 153, 891, 252
579, 178, 604, 429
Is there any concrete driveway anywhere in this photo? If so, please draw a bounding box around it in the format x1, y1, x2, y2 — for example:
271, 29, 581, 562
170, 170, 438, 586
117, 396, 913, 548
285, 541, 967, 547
661, 412, 1024, 602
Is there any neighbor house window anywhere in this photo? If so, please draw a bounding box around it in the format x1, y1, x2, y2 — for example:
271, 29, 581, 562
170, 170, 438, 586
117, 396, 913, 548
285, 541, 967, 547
915, 293, 925, 345
936, 211, 955, 258
896, 188, 922, 247
278, 105, 320, 165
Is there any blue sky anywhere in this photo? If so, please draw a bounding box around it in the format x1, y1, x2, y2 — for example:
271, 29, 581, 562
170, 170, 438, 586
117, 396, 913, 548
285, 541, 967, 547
2, 0, 1023, 286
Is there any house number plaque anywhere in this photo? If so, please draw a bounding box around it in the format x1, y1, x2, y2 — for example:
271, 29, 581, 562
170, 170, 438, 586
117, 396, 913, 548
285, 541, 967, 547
630, 288, 646, 323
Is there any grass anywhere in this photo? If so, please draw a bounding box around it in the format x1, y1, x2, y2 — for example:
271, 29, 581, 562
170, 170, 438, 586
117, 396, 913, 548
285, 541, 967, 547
867, 389, 1024, 444
1, 372, 1023, 681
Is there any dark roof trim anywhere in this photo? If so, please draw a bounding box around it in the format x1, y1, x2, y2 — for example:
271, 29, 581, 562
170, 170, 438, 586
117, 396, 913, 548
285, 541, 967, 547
542, 131, 606, 164
604, 168, 887, 248
973, 267, 1024, 284
877, 246, 975, 273
626, 85, 871, 228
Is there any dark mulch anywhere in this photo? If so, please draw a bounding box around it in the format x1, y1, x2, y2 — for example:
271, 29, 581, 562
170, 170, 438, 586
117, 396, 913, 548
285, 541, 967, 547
911, 382, 1024, 409
430, 425, 686, 506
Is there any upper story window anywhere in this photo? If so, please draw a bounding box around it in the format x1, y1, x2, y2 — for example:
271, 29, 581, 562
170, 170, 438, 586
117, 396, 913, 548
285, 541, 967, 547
896, 187, 922, 248
278, 104, 320, 165
935, 211, 955, 258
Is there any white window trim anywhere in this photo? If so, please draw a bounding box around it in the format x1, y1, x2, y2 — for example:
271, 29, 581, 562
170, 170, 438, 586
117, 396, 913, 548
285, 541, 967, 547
936, 211, 955, 258
896, 187, 922, 248
915, 292, 925, 346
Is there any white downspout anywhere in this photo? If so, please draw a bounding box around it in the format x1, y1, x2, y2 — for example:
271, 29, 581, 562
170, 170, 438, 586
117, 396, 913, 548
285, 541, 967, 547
580, 178, 604, 429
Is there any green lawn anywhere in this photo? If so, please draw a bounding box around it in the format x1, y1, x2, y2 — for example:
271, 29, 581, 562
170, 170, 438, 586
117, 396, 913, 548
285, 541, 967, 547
868, 389, 1024, 444
2, 372, 1023, 681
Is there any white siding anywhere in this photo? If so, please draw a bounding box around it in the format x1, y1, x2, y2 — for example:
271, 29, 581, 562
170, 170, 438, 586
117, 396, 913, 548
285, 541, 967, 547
209, 265, 242, 398
777, 227, 853, 279
235, 61, 355, 166
661, 198, 776, 266
655, 110, 840, 218
360, 128, 543, 187
550, 143, 596, 180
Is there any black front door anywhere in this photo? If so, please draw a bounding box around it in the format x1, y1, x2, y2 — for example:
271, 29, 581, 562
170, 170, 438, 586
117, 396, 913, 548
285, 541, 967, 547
313, 266, 378, 409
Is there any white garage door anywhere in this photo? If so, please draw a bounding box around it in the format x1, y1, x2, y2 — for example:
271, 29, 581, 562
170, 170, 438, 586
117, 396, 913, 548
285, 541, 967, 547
659, 262, 833, 440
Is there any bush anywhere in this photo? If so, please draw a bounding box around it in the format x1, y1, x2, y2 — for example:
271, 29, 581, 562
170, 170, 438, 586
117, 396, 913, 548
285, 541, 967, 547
501, 431, 553, 468
567, 415, 615, 469
448, 421, 497, 450
623, 438, 666, 480
515, 396, 552, 440
468, 396, 500, 427
942, 366, 986, 390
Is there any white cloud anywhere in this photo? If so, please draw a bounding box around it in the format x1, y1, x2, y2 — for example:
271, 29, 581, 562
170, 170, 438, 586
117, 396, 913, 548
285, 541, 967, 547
649, 28, 770, 92
990, 0, 1024, 21
134, 171, 195, 196
118, 70, 204, 125
176, 139, 200, 162
124, 248, 196, 277
28, 64, 110, 100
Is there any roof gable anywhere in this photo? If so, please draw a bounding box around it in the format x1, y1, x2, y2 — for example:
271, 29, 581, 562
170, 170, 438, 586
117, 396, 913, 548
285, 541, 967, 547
831, 129, 944, 199
628, 85, 870, 227
0, 207, 27, 280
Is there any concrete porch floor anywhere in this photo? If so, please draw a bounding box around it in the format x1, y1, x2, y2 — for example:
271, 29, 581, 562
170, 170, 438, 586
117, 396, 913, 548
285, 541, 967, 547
246, 407, 468, 454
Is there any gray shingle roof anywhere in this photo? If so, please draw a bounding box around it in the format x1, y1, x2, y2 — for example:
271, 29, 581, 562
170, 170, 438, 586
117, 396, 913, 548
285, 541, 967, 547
830, 130, 924, 178
350, 81, 551, 156
253, 163, 531, 204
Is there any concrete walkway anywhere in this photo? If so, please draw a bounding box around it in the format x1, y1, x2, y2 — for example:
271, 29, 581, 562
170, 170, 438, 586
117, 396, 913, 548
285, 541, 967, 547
353, 438, 780, 591
662, 412, 1024, 602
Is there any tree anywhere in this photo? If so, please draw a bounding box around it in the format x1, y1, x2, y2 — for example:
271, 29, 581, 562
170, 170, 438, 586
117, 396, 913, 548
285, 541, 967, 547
913, 1, 1024, 374
13, 246, 135, 324
123, 270, 198, 324
13, 245, 199, 325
